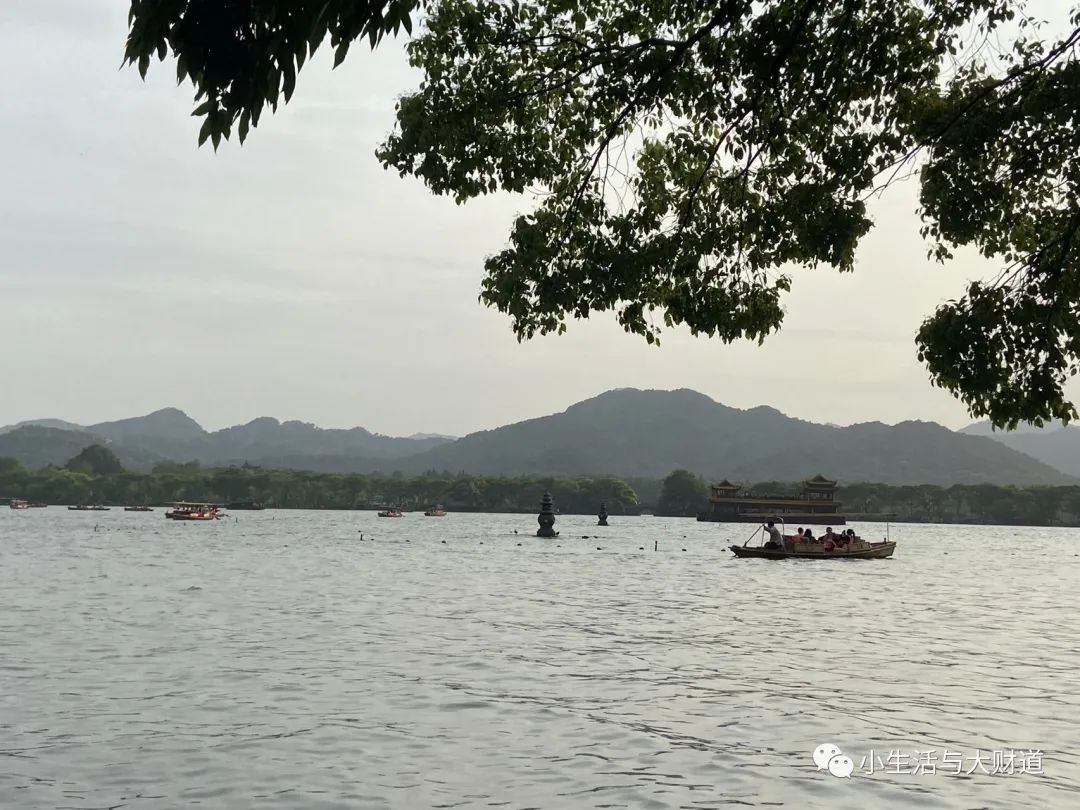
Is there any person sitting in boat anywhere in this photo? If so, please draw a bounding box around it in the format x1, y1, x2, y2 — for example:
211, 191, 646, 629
823, 527, 836, 551
803, 527, 816, 542
763, 521, 784, 549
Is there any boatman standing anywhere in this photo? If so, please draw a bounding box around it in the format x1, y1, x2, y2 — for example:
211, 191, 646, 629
764, 521, 784, 550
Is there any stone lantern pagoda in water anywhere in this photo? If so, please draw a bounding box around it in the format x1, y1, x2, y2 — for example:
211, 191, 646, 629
597, 503, 609, 526
536, 491, 558, 537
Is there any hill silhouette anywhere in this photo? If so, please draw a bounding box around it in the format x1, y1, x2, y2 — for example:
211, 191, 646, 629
961, 420, 1080, 477
1, 389, 1074, 485
0, 410, 450, 471
396, 389, 1073, 485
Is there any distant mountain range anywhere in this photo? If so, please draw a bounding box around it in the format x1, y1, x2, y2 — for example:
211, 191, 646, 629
1, 389, 1076, 485
960, 419, 1080, 478
0, 408, 452, 471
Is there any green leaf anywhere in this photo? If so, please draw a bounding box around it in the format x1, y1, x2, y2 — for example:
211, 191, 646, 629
333, 40, 350, 68
198, 116, 213, 147
282, 61, 296, 102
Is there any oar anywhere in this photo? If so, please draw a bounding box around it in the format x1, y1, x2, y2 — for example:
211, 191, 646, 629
743, 525, 762, 547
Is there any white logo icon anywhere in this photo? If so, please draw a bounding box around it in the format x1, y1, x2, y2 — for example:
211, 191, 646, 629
814, 743, 842, 770
828, 754, 854, 778
813, 743, 853, 777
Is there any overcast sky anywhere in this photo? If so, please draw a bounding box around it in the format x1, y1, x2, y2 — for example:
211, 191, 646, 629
2, 1, 1075, 436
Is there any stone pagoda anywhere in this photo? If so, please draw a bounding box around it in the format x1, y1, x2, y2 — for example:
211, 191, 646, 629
536, 491, 558, 537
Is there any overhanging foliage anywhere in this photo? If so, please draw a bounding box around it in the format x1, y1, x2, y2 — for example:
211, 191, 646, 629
126, 1, 1080, 428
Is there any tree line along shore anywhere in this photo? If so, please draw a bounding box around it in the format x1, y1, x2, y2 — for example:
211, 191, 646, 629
4, 448, 1080, 527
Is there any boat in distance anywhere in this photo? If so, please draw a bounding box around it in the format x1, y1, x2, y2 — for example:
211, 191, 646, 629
9, 498, 30, 510
165, 502, 221, 521
699, 475, 846, 526
68, 504, 110, 511
378, 509, 404, 518
124, 505, 154, 512
424, 505, 447, 517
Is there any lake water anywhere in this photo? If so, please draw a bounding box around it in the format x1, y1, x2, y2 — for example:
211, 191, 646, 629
1, 509, 1078, 809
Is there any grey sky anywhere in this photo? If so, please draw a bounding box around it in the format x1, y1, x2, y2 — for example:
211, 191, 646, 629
2, 1, 1075, 436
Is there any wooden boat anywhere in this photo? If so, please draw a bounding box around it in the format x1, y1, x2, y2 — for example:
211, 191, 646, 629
424, 505, 447, 517
378, 509, 403, 518
731, 530, 896, 560
9, 498, 29, 510
124, 505, 154, 512
165, 502, 221, 521
730, 541, 896, 559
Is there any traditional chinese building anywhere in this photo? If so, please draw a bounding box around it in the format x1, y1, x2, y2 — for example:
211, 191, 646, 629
696, 474, 846, 525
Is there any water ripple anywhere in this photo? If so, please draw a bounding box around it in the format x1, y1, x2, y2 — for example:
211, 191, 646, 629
1, 509, 1078, 808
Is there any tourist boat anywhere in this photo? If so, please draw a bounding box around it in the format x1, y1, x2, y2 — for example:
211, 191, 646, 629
424, 505, 447, 517
378, 509, 403, 518
730, 539, 897, 560
165, 502, 221, 521
730, 522, 896, 560
699, 474, 847, 526
124, 505, 154, 512
9, 498, 29, 510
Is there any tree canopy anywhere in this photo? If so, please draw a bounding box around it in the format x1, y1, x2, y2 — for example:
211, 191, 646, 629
657, 469, 707, 516
1, 463, 639, 514
126, 1, 1080, 428
123, 0, 418, 147
65, 445, 125, 476
7, 458, 1080, 525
